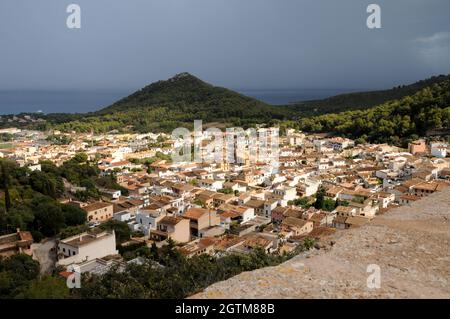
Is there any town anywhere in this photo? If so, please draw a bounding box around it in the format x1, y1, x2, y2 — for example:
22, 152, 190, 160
1, 124, 448, 290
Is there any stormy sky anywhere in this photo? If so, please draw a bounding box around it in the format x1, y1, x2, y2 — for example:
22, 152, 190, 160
0, 0, 449, 91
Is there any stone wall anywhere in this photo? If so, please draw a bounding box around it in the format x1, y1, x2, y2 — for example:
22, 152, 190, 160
191, 188, 450, 299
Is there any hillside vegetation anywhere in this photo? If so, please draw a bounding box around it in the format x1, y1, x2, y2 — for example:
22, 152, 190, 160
48, 73, 291, 133
290, 74, 450, 116
0, 154, 127, 240
294, 79, 450, 146
2, 74, 449, 146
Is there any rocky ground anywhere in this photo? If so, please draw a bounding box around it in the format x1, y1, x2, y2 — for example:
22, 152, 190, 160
191, 189, 450, 299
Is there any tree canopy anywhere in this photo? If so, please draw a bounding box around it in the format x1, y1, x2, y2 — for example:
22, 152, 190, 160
296, 80, 450, 146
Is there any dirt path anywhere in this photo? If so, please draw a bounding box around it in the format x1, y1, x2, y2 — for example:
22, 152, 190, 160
31, 238, 57, 275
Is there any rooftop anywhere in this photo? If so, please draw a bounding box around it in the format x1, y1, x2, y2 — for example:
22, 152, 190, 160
183, 207, 212, 220
61, 230, 114, 248
83, 201, 113, 212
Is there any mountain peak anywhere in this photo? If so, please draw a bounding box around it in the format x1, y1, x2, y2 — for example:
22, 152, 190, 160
96, 72, 287, 124
167, 72, 200, 82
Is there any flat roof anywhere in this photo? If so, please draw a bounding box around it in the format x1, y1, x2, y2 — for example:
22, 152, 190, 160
61, 231, 113, 248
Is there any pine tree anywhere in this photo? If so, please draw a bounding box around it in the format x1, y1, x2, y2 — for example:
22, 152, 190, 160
314, 186, 326, 210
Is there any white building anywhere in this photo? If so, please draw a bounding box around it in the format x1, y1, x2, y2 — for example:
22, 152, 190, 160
263, 199, 278, 219
111, 147, 133, 161
240, 207, 256, 223
113, 211, 133, 222
287, 130, 305, 146
135, 209, 164, 235
273, 185, 297, 202
198, 179, 224, 191
431, 143, 447, 158
101, 189, 121, 199
297, 178, 320, 197
331, 158, 346, 167
57, 230, 118, 266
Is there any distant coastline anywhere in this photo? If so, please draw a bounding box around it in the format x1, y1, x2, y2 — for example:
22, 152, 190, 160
0, 90, 131, 115
0, 88, 360, 115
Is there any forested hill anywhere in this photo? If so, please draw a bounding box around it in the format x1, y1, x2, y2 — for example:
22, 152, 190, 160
97, 72, 289, 124
3, 73, 449, 138
98, 72, 267, 115
296, 79, 450, 146
45, 73, 290, 133
291, 74, 450, 116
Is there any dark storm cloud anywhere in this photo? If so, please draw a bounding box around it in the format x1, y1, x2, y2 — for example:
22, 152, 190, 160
0, 0, 449, 90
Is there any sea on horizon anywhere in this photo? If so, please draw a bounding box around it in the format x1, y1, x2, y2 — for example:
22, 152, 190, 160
0, 88, 360, 115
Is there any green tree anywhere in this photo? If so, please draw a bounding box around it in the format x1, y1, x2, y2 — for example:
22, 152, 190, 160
322, 198, 337, 212
29, 171, 62, 199
217, 188, 233, 194
314, 187, 326, 209
32, 201, 65, 237
73, 152, 88, 163
150, 242, 159, 260
100, 220, 131, 244
61, 205, 87, 226
16, 276, 70, 299
0, 254, 40, 297
289, 197, 310, 208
